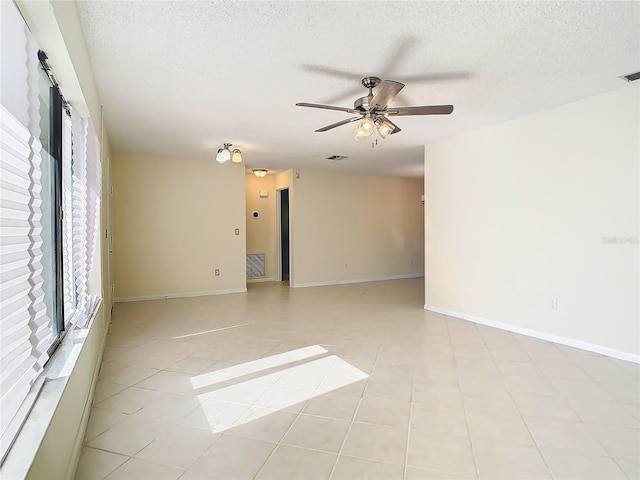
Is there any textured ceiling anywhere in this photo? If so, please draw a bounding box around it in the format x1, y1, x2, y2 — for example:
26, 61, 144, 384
76, 1, 639, 177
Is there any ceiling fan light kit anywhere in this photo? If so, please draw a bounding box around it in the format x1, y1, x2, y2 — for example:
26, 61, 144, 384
216, 143, 242, 164
297, 76, 454, 146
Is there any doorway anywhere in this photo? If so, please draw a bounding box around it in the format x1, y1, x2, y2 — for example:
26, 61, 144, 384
276, 187, 290, 283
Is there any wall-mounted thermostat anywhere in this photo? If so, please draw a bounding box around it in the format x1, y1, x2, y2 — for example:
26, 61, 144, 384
253, 211, 259, 218
259, 190, 268, 198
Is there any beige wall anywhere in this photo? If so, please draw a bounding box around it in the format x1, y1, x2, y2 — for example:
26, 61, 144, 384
425, 84, 639, 359
245, 172, 276, 281
292, 170, 424, 287
112, 154, 246, 299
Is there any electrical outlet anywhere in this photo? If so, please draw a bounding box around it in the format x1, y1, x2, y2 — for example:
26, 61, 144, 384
551, 298, 558, 309
235, 228, 240, 235
215, 269, 220, 276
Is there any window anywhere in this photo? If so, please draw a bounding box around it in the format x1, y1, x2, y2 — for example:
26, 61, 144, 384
0, 1, 101, 463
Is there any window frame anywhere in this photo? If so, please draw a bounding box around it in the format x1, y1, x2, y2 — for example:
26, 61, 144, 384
39, 51, 71, 356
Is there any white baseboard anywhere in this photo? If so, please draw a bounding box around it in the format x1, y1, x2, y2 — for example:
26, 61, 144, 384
294, 273, 424, 289
247, 277, 275, 284
115, 288, 247, 303
424, 305, 640, 364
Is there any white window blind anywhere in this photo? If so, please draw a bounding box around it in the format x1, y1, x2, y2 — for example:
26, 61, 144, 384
70, 113, 101, 328
1, 0, 53, 461
62, 112, 76, 323
0, 108, 53, 459
1, 0, 103, 461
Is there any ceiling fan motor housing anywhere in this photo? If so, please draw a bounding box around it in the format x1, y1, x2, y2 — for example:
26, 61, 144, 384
354, 95, 373, 112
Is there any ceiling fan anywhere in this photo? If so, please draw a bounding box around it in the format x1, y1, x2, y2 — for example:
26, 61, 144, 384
296, 76, 453, 141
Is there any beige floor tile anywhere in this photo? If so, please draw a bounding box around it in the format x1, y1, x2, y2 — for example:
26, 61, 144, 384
80, 280, 639, 480
181, 434, 276, 480
99, 364, 161, 387
513, 394, 580, 421
83, 408, 129, 443
74, 447, 129, 480
94, 386, 164, 414
502, 374, 557, 397
134, 392, 201, 422
135, 370, 197, 396
538, 363, 591, 381
549, 378, 613, 402
586, 423, 640, 460
494, 360, 544, 377
568, 399, 640, 428
135, 424, 220, 468
364, 378, 413, 401
87, 414, 172, 456
92, 381, 128, 404
473, 439, 551, 479
341, 422, 408, 465
614, 458, 640, 479
411, 382, 463, 406
405, 465, 476, 479
253, 384, 314, 411
165, 356, 216, 375
302, 391, 361, 420
541, 447, 627, 479
407, 431, 476, 476
104, 457, 184, 480
226, 408, 297, 443
524, 416, 607, 454
255, 444, 337, 480
180, 398, 250, 432
355, 396, 411, 428
411, 403, 468, 436
282, 414, 350, 453
331, 455, 404, 479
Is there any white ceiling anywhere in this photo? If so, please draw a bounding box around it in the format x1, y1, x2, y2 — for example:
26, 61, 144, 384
76, 1, 639, 177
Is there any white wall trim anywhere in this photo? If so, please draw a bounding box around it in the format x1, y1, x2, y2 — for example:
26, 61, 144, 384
247, 277, 276, 284
425, 305, 640, 364
294, 274, 424, 289
115, 288, 247, 303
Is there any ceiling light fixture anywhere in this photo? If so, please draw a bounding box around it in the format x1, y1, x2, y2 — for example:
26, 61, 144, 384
216, 143, 242, 164
353, 117, 375, 141
353, 116, 398, 144
252, 169, 268, 178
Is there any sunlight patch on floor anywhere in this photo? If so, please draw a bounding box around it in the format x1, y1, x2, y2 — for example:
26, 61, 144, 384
188, 347, 368, 433
190, 344, 328, 390
171, 322, 253, 339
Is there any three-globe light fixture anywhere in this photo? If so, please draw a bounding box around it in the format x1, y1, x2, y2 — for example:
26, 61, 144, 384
216, 143, 242, 164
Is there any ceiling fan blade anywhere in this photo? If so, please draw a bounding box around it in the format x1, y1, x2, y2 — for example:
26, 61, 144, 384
301, 64, 361, 81
401, 71, 471, 83
379, 36, 421, 77
296, 102, 359, 114
315, 116, 362, 132
323, 85, 366, 105
369, 80, 405, 111
385, 105, 454, 116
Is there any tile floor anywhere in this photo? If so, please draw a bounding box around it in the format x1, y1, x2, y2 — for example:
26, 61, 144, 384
75, 279, 640, 479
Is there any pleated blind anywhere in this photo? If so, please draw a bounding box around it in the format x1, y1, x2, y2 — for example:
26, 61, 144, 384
0, 1, 103, 461
0, 107, 53, 459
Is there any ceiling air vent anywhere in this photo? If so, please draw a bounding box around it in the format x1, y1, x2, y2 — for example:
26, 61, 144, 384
620, 71, 640, 82
326, 155, 348, 161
